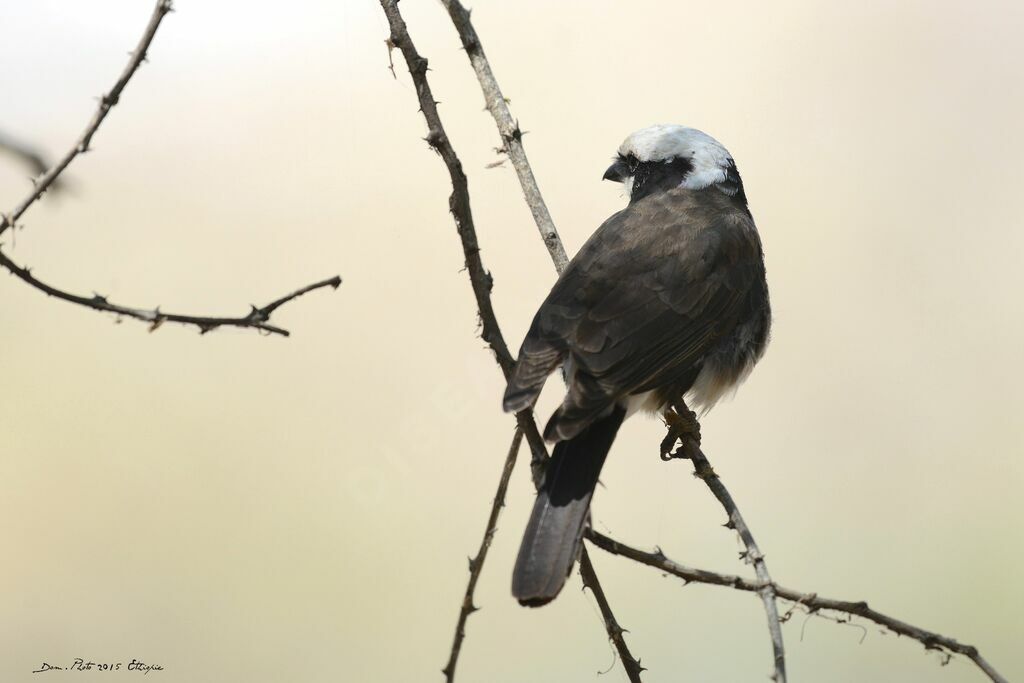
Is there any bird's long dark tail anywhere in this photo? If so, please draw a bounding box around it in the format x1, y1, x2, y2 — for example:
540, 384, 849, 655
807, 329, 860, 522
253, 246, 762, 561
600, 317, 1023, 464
512, 405, 626, 606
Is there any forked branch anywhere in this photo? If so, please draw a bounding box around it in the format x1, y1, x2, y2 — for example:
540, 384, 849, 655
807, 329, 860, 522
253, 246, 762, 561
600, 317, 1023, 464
377, 2, 639, 680
586, 529, 1008, 683
388, 3, 1007, 683
1, 0, 340, 334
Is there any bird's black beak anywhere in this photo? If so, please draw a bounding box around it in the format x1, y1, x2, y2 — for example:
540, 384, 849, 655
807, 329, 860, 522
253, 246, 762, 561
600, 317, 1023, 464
603, 159, 629, 183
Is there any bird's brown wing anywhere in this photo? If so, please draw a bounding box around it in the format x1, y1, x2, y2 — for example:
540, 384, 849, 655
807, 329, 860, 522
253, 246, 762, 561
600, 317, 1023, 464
504, 187, 765, 440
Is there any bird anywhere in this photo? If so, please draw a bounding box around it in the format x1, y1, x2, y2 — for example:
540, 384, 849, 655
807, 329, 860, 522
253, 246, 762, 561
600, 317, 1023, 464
503, 124, 771, 606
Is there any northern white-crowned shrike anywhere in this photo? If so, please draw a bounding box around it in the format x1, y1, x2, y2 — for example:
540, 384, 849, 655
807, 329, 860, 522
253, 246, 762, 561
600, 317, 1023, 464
503, 124, 771, 606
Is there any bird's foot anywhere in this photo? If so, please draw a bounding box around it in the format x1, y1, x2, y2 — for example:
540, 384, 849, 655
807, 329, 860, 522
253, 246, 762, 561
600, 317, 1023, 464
660, 403, 702, 461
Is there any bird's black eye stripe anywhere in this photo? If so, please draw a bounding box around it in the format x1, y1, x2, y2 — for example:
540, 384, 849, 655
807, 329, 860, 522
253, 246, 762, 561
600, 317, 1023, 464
617, 153, 640, 172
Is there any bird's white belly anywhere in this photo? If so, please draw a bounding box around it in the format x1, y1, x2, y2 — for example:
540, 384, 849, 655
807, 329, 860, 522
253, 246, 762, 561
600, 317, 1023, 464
621, 356, 755, 419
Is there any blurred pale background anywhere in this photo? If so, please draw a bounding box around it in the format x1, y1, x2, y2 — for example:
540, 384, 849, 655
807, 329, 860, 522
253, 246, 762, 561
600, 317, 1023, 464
2, 1, 1022, 681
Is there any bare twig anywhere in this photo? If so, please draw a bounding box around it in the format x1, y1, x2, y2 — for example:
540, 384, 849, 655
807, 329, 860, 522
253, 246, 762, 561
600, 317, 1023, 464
438, 0, 568, 271
0, 247, 339, 336
442, 428, 523, 682
586, 530, 1009, 683
579, 547, 645, 682
667, 401, 787, 682
0, 0, 173, 238
377, 4, 637, 680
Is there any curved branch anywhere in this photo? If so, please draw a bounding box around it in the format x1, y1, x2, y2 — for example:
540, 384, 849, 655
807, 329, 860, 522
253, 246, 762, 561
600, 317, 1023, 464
0, 0, 174, 238
0, 247, 340, 337
586, 530, 1009, 683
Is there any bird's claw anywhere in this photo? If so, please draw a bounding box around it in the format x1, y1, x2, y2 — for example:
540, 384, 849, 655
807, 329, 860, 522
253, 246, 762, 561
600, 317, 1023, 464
660, 404, 702, 460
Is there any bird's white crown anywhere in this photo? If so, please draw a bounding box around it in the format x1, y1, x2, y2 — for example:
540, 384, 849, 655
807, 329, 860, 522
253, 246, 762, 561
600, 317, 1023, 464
617, 124, 733, 190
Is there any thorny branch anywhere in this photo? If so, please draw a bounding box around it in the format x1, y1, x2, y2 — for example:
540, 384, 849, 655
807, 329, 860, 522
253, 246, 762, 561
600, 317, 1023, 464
1, 0, 340, 334
586, 530, 1009, 683
0, 0, 173, 239
438, 0, 569, 272
377, 3, 639, 681
0, 249, 340, 336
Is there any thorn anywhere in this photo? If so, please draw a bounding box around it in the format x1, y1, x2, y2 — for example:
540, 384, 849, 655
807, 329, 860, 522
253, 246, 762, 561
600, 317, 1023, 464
424, 131, 444, 149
